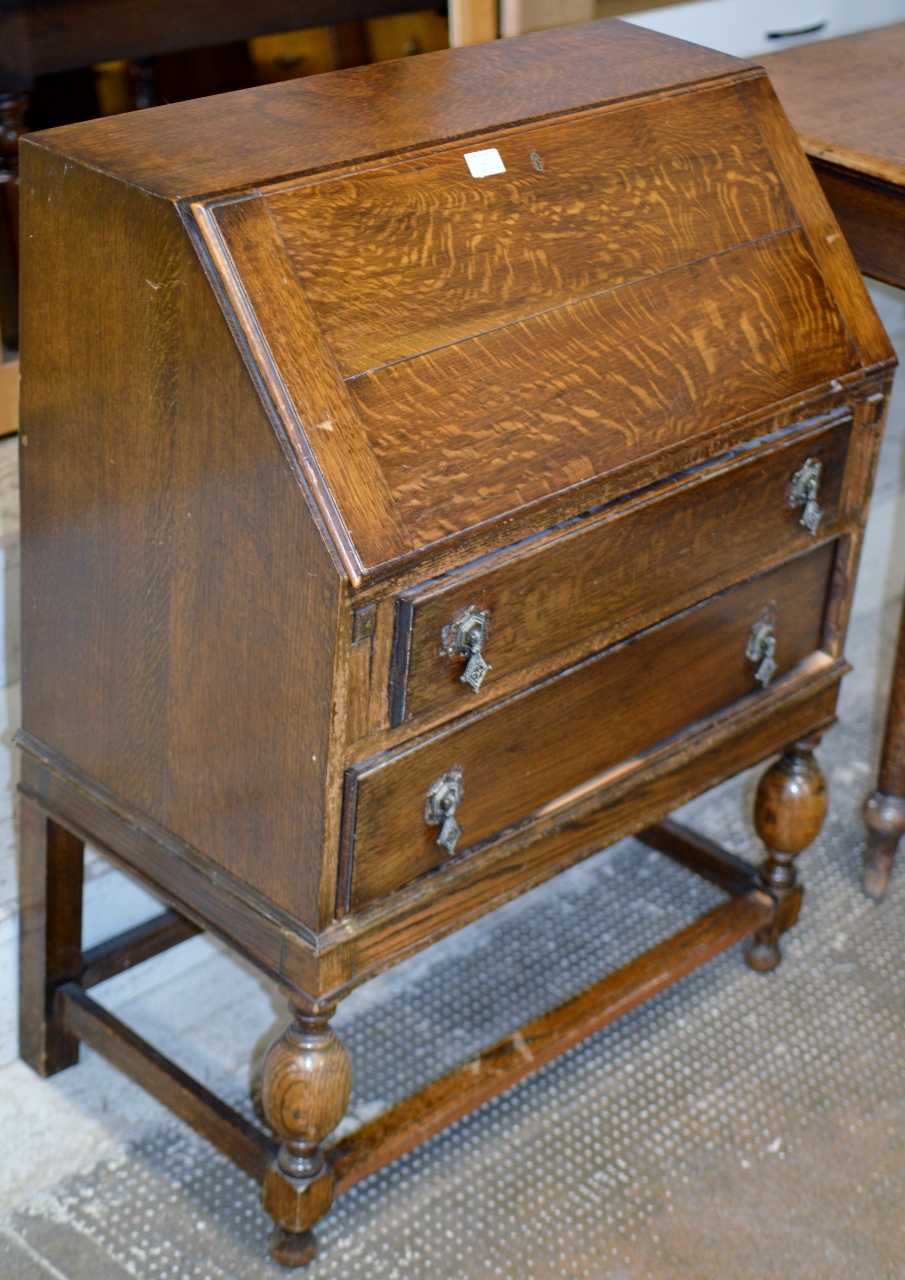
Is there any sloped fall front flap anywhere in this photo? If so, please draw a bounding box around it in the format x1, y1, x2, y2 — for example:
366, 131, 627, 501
194, 75, 872, 580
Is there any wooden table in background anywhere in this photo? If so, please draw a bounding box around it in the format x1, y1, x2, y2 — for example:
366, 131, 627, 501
764, 25, 905, 896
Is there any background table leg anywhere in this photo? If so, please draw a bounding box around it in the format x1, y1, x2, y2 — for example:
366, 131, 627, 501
864, 605, 905, 898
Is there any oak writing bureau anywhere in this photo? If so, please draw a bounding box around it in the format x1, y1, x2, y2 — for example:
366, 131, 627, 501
762, 23, 905, 899
17, 21, 894, 1266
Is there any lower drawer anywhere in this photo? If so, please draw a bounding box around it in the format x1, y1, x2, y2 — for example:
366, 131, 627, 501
340, 542, 836, 914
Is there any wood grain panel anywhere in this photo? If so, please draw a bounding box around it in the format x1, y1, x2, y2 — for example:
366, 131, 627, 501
394, 416, 852, 724
350, 231, 858, 548
346, 543, 835, 911
268, 85, 795, 376
18, 659, 844, 1004
737, 74, 893, 373
163, 241, 342, 931
199, 195, 409, 580
19, 148, 181, 821
25, 22, 748, 200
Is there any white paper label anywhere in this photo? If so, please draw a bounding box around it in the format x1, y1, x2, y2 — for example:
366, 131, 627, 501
464, 148, 506, 179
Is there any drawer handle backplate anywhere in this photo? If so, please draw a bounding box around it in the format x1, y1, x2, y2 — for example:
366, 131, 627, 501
746, 612, 777, 688
443, 605, 492, 694
789, 458, 823, 536
425, 767, 465, 856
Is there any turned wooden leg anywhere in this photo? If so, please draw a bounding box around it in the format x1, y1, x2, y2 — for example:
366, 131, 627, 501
260, 1005, 352, 1268
863, 606, 905, 898
18, 793, 85, 1074
744, 740, 827, 973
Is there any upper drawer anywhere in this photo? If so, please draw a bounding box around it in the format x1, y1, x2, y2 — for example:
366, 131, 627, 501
344, 542, 836, 914
389, 416, 851, 726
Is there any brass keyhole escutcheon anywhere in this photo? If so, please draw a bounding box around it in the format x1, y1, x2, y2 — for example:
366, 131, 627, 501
442, 605, 492, 694
746, 611, 777, 688
789, 458, 823, 536
425, 767, 464, 856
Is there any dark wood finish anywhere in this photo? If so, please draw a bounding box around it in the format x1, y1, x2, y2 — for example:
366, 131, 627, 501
17, 25, 893, 1262
345, 546, 835, 912
80, 909, 201, 989
637, 819, 758, 898
329, 890, 772, 1193
204, 98, 867, 566
761, 26, 905, 897
18, 792, 85, 1075
49, 861, 770, 1258
807, 163, 905, 291
267, 84, 796, 378
56, 981, 278, 1180
350, 231, 857, 551
744, 739, 828, 972
0, 0, 434, 90
17, 650, 845, 1009
393, 416, 852, 726
260, 1008, 352, 1265
761, 24, 905, 173
20, 160, 343, 930
26, 24, 748, 197
865, 604, 905, 895
736, 73, 891, 373
0, 91, 26, 350
196, 195, 409, 582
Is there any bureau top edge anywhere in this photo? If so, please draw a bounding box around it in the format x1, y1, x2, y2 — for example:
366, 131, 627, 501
20, 21, 752, 202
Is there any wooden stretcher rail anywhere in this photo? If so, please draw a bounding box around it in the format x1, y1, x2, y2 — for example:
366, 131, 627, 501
327, 890, 773, 1193
80, 909, 202, 989
53, 874, 773, 1206
638, 819, 760, 897
55, 982, 278, 1182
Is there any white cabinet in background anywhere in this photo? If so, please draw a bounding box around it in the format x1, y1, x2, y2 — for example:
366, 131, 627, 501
624, 0, 905, 58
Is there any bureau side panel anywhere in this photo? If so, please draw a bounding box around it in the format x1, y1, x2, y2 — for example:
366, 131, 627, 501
163, 243, 342, 929
18, 144, 181, 821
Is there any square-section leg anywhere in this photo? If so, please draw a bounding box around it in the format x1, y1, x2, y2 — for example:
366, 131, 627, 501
18, 793, 85, 1075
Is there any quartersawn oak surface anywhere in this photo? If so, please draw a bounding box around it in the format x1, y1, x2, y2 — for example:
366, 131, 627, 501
394, 416, 852, 724
23, 22, 749, 199
25, 20, 892, 578
17, 21, 894, 967
267, 85, 796, 377
345, 543, 835, 911
350, 231, 857, 547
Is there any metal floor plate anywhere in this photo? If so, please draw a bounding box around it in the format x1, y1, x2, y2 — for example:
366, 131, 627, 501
9, 668, 905, 1279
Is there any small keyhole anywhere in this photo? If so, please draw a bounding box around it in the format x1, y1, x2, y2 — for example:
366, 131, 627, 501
530, 152, 544, 172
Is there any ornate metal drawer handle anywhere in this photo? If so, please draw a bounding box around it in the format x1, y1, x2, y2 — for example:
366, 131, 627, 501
789, 458, 823, 535
425, 767, 464, 856
746, 612, 777, 688
443, 605, 492, 693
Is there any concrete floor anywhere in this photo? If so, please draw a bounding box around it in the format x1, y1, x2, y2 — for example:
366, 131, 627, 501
1, 279, 905, 1278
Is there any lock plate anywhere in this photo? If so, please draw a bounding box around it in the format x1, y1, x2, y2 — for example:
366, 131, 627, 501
746, 611, 777, 688
442, 606, 492, 694
789, 458, 823, 536
425, 767, 465, 856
